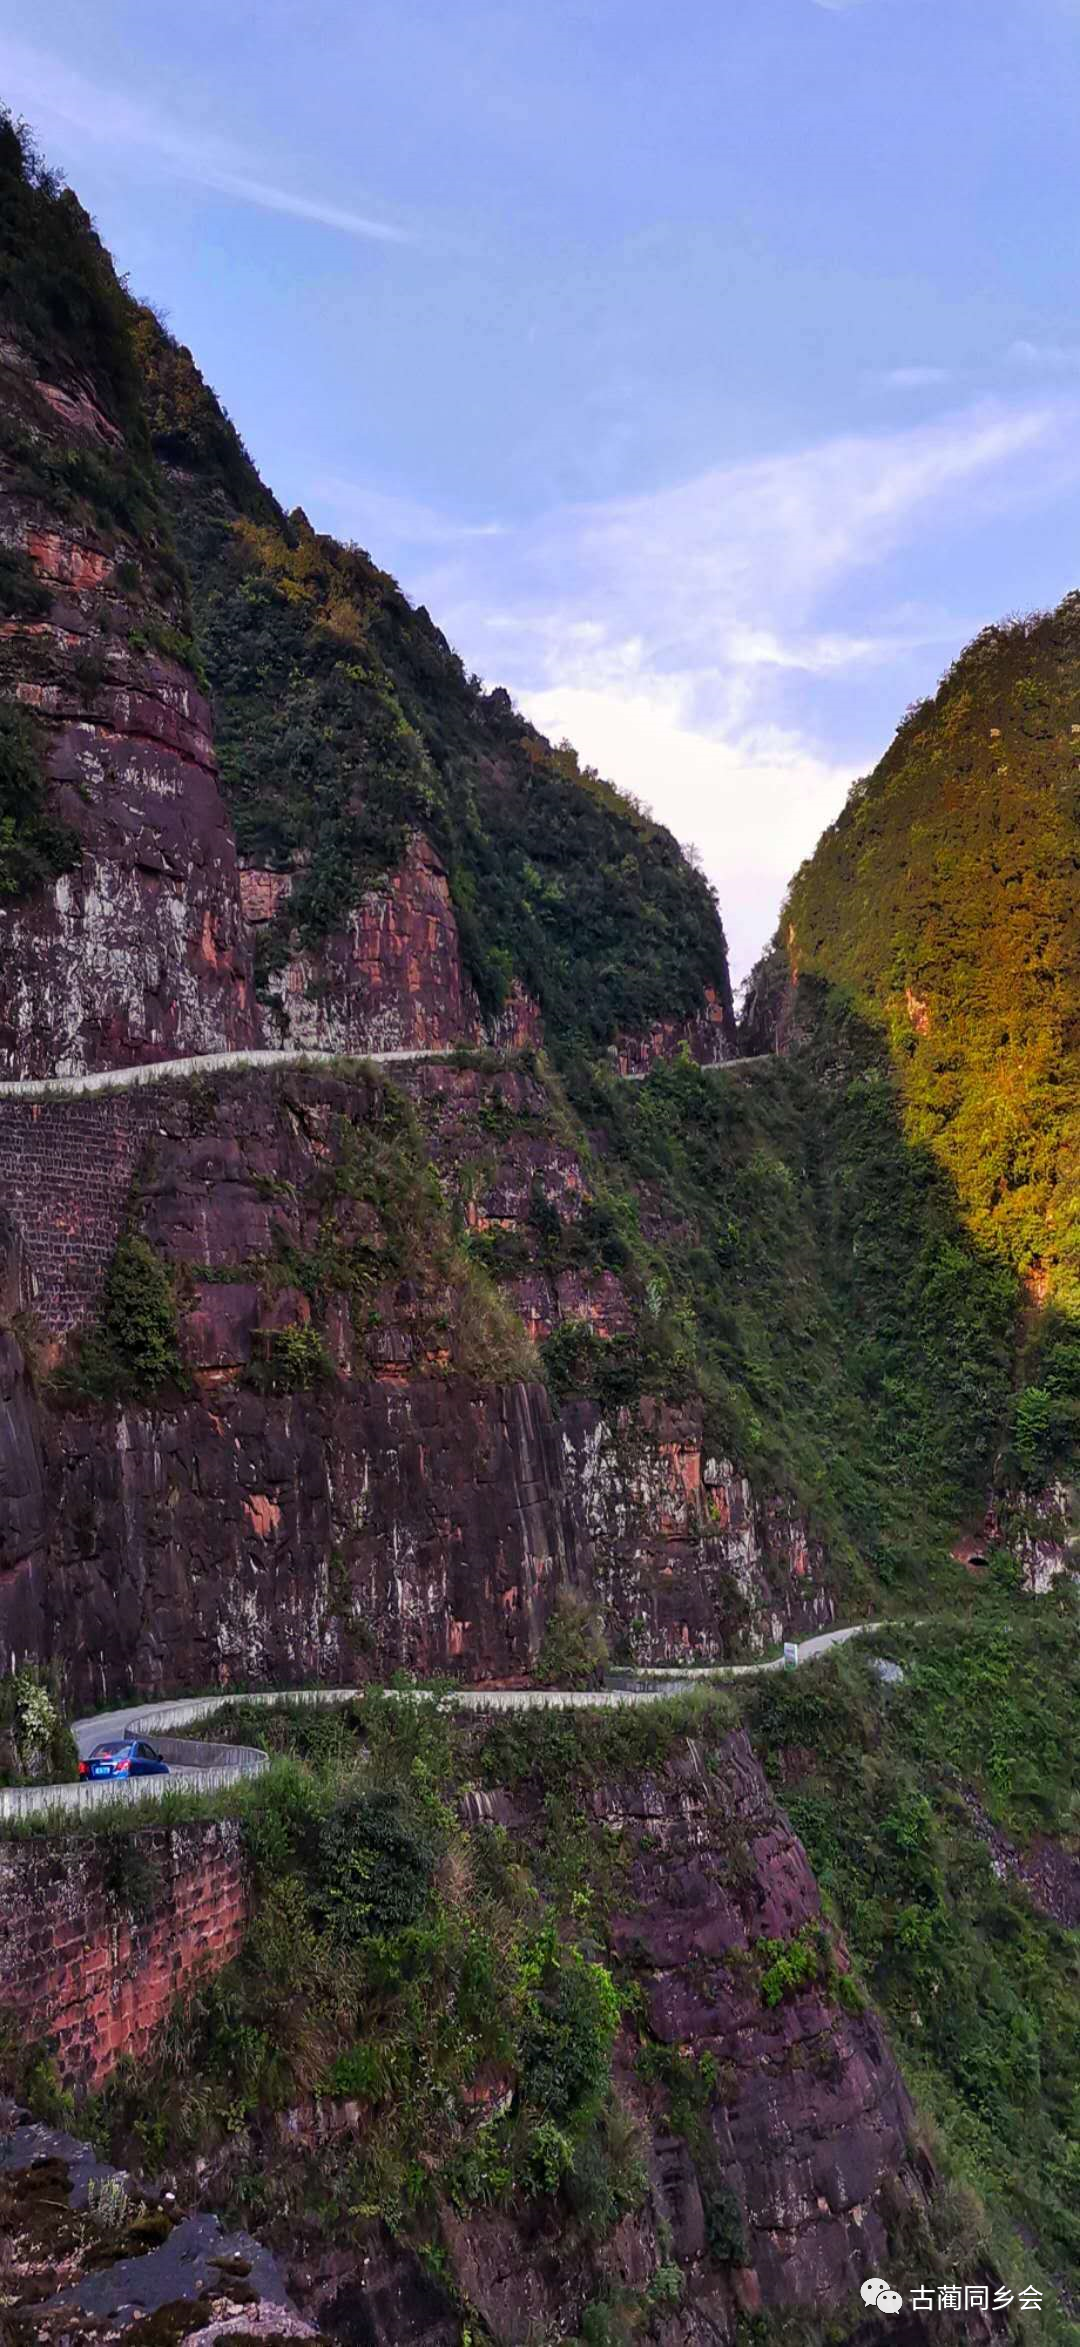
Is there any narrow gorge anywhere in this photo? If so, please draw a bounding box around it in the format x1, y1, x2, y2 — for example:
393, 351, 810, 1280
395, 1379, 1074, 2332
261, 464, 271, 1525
0, 111, 1078, 2347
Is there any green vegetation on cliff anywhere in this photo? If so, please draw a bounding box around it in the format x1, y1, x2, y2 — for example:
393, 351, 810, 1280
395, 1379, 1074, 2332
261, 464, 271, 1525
548, 985, 1016, 1590
0, 114, 142, 429
749, 1592, 1080, 2325
0, 1662, 75, 1787
2, 116, 1027, 1603
133, 314, 734, 1050
0, 703, 80, 900
785, 601, 1080, 1321
86, 1692, 735, 2286
1, 119, 729, 1062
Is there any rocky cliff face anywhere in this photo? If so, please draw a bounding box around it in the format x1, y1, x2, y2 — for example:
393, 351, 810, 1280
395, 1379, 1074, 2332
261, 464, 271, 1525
0, 125, 736, 1087
0, 1723, 961, 2345
0, 1063, 833, 1702
439, 1731, 925, 2343
145, 1725, 938, 2347
241, 831, 543, 1057
0, 117, 1057, 1709
0, 334, 258, 1076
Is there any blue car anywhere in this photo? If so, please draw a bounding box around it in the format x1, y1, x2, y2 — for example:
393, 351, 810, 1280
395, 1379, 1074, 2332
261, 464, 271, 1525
79, 1738, 170, 1781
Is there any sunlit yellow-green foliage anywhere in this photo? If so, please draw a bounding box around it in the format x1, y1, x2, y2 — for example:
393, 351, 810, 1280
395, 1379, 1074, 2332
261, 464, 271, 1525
785, 599, 1080, 1315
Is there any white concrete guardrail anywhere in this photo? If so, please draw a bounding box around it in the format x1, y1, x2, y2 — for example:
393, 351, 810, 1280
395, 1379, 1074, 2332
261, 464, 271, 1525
0, 1044, 772, 1104
0, 1622, 898, 1822
0, 1045, 451, 1102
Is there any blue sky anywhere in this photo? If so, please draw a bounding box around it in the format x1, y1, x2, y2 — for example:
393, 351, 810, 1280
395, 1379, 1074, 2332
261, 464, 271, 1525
5, 0, 1080, 979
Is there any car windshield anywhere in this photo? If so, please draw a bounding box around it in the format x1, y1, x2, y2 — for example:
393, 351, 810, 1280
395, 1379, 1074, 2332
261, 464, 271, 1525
91, 1743, 129, 1759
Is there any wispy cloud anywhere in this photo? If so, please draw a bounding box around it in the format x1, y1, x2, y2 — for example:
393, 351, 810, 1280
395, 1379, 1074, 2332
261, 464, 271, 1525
185, 172, 411, 247
440, 401, 1059, 706
2, 38, 413, 245
872, 365, 954, 390
325, 397, 1076, 982
1009, 338, 1080, 373
722, 624, 917, 673
316, 478, 505, 548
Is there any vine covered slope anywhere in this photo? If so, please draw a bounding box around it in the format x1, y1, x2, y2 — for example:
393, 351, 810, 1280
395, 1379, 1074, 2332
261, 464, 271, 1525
781, 603, 1080, 1512
785, 603, 1080, 1311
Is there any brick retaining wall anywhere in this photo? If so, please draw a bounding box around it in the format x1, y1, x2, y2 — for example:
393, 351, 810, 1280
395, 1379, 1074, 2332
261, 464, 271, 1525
0, 1091, 167, 1337
0, 1819, 251, 2086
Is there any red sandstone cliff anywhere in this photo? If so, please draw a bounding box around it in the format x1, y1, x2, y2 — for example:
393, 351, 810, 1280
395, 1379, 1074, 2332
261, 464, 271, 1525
0, 337, 259, 1076
0, 1065, 834, 1701
241, 831, 544, 1057
0, 1736, 935, 2345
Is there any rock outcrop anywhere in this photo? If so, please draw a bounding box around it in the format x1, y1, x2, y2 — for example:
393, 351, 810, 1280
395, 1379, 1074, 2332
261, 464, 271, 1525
241, 832, 544, 1057
0, 337, 258, 1076
0, 2111, 319, 2341
274, 1732, 933, 2346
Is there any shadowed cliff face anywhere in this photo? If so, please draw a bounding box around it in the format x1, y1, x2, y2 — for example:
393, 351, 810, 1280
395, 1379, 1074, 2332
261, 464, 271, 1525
14, 1384, 831, 1706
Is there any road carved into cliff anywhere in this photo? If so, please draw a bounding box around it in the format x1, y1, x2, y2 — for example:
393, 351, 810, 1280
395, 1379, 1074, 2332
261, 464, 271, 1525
0, 1044, 771, 1102
0, 1619, 904, 1820
0, 1045, 453, 1101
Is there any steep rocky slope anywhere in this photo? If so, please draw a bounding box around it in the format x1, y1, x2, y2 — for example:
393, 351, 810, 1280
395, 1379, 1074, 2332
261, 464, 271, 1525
782, 602, 1080, 1314
0, 123, 257, 1076
0, 114, 734, 1080
748, 1608, 1080, 2337
0, 110, 1065, 1669
134, 311, 735, 1068
3, 105, 1080, 2347
70, 1694, 974, 2347
0, 1061, 838, 1701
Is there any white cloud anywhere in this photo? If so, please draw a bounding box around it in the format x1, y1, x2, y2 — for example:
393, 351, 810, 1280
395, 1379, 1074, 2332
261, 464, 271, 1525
872, 365, 954, 390
365, 398, 1074, 983
2, 38, 413, 244
521, 676, 855, 985
421, 399, 1057, 708
722, 624, 914, 673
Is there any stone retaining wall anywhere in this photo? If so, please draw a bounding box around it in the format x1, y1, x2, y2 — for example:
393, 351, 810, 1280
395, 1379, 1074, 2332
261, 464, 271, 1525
0, 1819, 250, 2085
0, 1090, 165, 1337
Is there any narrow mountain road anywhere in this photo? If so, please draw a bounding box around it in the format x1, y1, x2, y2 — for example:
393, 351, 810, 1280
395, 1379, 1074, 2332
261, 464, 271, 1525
0, 1043, 772, 1103
83, 1616, 894, 1747
0, 1618, 903, 1820
620, 1052, 771, 1082
0, 1044, 453, 1101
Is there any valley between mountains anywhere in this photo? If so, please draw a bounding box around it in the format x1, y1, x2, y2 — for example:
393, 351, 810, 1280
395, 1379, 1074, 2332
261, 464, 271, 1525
0, 110, 1078, 2347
